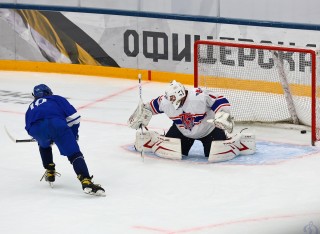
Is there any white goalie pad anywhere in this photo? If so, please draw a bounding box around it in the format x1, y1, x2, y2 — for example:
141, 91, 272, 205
239, 132, 256, 155
208, 134, 241, 163
135, 130, 160, 153
128, 101, 153, 130
208, 131, 256, 163
151, 136, 182, 160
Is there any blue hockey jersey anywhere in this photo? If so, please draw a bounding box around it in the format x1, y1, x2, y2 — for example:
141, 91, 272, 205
25, 95, 81, 133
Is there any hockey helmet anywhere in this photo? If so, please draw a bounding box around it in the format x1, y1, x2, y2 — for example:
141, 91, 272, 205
165, 80, 186, 109
32, 84, 53, 99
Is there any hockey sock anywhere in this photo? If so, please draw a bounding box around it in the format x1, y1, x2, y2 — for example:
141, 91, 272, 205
39, 146, 53, 168
68, 152, 90, 178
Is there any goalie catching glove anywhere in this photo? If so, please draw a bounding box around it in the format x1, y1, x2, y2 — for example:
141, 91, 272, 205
128, 101, 152, 130
207, 111, 234, 133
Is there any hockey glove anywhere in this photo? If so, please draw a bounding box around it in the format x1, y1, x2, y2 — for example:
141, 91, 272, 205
71, 124, 80, 140
128, 101, 152, 130
207, 111, 234, 133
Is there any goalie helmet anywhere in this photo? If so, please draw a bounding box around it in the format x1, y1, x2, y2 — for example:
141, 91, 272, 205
32, 84, 53, 99
165, 80, 186, 109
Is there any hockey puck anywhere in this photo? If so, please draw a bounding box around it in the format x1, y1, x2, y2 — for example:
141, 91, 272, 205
301, 130, 307, 134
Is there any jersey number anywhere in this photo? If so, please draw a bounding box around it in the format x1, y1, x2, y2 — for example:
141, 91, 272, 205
30, 98, 47, 110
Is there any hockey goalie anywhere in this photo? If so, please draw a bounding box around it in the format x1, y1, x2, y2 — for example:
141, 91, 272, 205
127, 80, 256, 162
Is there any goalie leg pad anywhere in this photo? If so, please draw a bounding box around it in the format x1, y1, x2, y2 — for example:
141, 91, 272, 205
208, 134, 241, 163
135, 130, 160, 153
239, 132, 256, 155
208, 132, 256, 163
151, 136, 182, 160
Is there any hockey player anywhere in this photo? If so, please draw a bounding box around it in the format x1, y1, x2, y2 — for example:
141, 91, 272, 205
25, 84, 105, 196
128, 80, 255, 162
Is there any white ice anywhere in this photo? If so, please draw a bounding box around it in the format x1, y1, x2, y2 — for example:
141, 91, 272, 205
0, 71, 320, 234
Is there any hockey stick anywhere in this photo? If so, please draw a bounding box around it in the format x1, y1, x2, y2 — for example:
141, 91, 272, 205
138, 73, 145, 161
4, 125, 36, 143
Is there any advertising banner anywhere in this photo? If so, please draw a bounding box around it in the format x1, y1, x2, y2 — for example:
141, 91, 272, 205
0, 9, 320, 75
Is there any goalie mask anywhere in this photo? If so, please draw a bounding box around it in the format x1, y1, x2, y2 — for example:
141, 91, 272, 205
165, 80, 186, 109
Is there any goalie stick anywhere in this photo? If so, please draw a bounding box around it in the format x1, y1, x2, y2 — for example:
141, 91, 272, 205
138, 73, 145, 161
4, 125, 36, 143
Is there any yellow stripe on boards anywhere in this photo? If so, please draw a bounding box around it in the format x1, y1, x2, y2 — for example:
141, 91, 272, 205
149, 70, 194, 85
0, 60, 312, 97
198, 76, 312, 97
0, 60, 139, 78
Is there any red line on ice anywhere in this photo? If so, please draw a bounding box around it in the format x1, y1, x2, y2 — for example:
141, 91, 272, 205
77, 83, 149, 110
132, 211, 320, 233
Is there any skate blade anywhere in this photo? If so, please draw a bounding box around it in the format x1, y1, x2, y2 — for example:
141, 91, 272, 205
94, 190, 106, 197
84, 188, 106, 197
49, 182, 54, 188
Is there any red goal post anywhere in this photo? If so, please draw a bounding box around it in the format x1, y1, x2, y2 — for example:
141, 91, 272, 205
194, 40, 320, 145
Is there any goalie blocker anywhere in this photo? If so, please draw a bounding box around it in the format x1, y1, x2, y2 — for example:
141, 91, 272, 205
134, 130, 256, 162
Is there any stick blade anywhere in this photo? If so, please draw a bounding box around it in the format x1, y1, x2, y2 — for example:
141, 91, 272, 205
4, 125, 36, 143
4, 125, 18, 143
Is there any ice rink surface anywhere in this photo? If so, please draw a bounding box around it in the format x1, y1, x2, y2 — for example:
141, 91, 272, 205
1, 71, 320, 234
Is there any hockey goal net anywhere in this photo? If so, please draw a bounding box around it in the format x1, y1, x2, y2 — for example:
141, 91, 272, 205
194, 40, 320, 145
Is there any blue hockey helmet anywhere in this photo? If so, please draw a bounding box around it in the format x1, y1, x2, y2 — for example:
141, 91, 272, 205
32, 84, 53, 99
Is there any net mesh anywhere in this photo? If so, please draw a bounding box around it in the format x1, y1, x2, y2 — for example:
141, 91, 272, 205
195, 40, 320, 143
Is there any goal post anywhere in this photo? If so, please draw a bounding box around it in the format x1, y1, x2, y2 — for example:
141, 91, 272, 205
194, 40, 320, 145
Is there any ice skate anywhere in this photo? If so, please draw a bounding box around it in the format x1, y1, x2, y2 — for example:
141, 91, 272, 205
78, 175, 106, 196
40, 163, 61, 188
